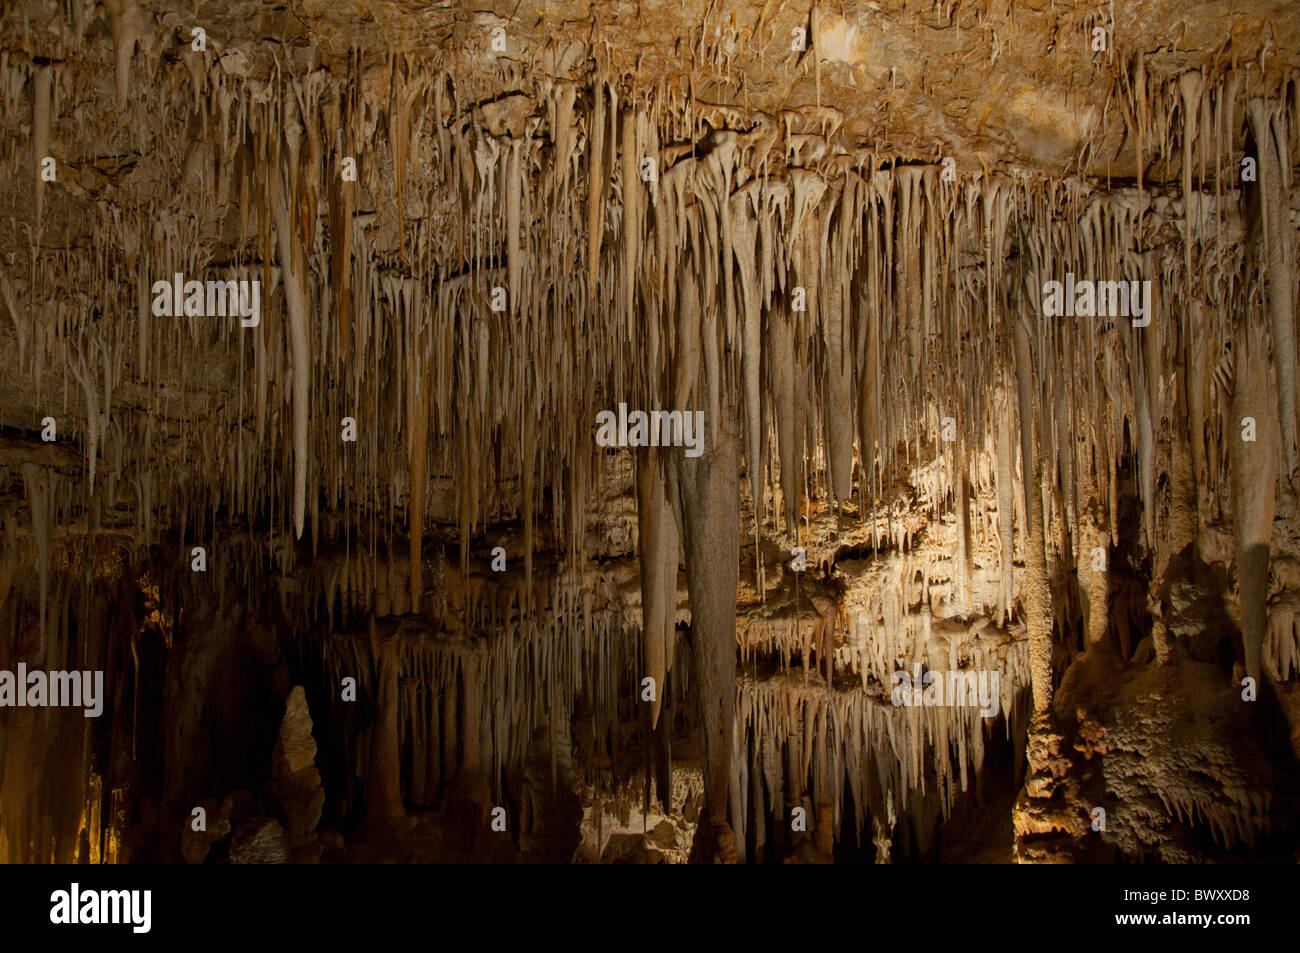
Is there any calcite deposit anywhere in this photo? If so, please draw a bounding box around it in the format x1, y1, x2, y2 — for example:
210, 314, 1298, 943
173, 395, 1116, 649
0, 0, 1297, 864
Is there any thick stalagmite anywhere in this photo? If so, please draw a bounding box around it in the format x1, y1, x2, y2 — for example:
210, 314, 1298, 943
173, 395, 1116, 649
678, 403, 740, 861
1011, 326, 1053, 714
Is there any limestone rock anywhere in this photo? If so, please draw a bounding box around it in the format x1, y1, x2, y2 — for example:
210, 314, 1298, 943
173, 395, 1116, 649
270, 686, 324, 853
229, 818, 289, 865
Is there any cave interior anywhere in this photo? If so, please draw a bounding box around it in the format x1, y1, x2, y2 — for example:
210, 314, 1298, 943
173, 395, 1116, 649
1, 0, 1299, 865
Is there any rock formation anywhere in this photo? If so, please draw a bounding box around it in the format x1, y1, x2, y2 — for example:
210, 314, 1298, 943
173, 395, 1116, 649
0, 0, 1297, 864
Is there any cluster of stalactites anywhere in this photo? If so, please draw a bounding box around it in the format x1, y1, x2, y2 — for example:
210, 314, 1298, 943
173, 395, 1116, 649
5, 43, 1300, 821
6, 48, 1295, 591
734, 638, 1030, 861
313, 564, 694, 809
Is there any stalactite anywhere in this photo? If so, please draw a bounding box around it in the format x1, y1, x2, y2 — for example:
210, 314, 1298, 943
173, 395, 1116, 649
586, 81, 607, 299
731, 184, 763, 515
31, 65, 50, 225
329, 112, 354, 359
995, 379, 1016, 626
637, 451, 669, 728
771, 298, 800, 536
102, 0, 141, 109
823, 178, 854, 504
507, 138, 524, 315
272, 110, 312, 542
620, 109, 639, 338
1180, 72, 1204, 309
406, 339, 428, 615
1247, 99, 1298, 479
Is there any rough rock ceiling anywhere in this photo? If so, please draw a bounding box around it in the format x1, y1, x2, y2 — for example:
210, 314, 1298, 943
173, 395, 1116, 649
0, 0, 1298, 865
